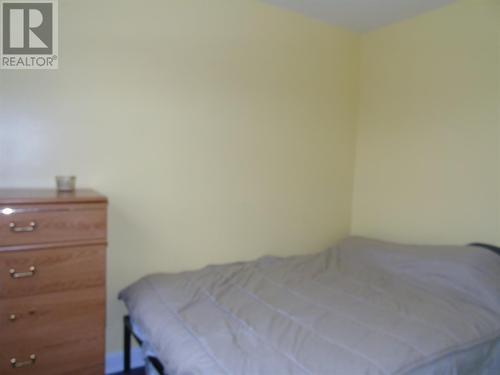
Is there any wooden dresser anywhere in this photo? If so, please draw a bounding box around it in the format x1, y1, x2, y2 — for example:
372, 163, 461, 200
0, 189, 107, 374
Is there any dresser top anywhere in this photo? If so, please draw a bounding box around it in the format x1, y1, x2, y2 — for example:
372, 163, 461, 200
0, 189, 107, 205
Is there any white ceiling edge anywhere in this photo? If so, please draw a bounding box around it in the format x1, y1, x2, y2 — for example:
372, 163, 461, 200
260, 0, 457, 32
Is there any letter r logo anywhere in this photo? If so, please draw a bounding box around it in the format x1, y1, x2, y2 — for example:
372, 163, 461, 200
2, 2, 53, 54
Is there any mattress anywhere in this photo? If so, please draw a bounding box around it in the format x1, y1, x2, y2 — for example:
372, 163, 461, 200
119, 237, 500, 375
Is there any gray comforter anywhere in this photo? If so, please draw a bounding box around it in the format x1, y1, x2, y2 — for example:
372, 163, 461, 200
119, 237, 500, 375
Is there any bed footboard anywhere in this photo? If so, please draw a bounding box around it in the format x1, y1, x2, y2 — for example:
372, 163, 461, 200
123, 315, 166, 375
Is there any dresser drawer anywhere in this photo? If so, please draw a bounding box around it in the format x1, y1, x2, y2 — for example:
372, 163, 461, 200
0, 287, 104, 342
0, 335, 104, 375
0, 204, 106, 247
0, 245, 105, 298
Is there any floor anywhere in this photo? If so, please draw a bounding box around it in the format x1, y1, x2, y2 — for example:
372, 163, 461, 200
110, 368, 146, 375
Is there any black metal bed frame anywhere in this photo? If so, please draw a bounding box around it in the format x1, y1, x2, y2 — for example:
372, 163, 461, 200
122, 243, 500, 374
469, 242, 500, 256
124, 315, 166, 375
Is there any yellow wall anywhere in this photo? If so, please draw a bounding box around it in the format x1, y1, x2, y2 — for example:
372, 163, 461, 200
0, 0, 360, 351
352, 0, 500, 245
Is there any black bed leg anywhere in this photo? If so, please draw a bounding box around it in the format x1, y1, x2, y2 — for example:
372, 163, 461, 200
124, 315, 132, 372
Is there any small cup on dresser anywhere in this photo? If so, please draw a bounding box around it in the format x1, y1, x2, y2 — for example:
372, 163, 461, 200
55, 176, 76, 192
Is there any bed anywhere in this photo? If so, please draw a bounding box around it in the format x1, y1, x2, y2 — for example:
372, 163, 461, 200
119, 237, 500, 375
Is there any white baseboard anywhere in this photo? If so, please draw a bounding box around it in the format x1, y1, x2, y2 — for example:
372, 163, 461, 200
105, 347, 145, 374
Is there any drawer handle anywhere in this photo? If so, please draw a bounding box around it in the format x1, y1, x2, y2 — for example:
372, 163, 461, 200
9, 221, 37, 233
8, 310, 36, 322
9, 266, 36, 279
10, 354, 36, 368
